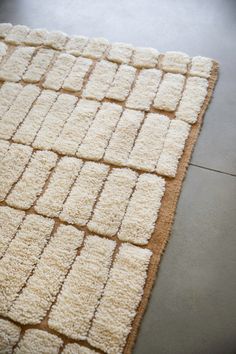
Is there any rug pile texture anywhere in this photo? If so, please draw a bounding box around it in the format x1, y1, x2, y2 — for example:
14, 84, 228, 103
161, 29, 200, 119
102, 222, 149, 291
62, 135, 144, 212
0, 23, 218, 354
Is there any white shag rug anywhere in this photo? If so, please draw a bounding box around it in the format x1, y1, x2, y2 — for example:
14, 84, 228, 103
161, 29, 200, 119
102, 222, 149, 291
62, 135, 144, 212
0, 23, 218, 354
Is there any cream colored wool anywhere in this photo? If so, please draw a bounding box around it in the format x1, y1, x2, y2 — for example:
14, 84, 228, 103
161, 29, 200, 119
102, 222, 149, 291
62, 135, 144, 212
0, 23, 217, 353
62, 57, 93, 92
0, 23, 12, 38
132, 47, 159, 68
0, 206, 25, 258
176, 76, 208, 124
88, 244, 152, 354
88, 168, 137, 236
0, 214, 54, 315
107, 42, 133, 64
0, 143, 32, 201
60, 162, 109, 225
65, 35, 89, 56
8, 225, 84, 325
0, 319, 21, 354
53, 99, 100, 155
0, 139, 9, 160
0, 82, 22, 118
44, 30, 68, 50
14, 329, 63, 354
48, 235, 116, 341
153, 73, 185, 111
62, 343, 99, 354
13, 90, 58, 145
118, 174, 165, 245
156, 119, 190, 177
5, 24, 29, 44
190, 56, 213, 78
23, 48, 55, 83
83, 60, 117, 101
0, 41, 7, 61
106, 64, 136, 101
83, 37, 109, 59
161, 51, 190, 74
104, 109, 144, 166
24, 28, 49, 46
0, 41, 7, 53
35, 157, 83, 217
126, 69, 162, 111
0, 84, 40, 140
6, 150, 57, 210
128, 113, 170, 172
33, 93, 77, 150
0, 46, 35, 82
43, 53, 76, 90
77, 102, 122, 161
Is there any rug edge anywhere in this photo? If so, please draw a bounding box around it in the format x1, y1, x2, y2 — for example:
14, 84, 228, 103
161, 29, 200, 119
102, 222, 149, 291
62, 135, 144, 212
123, 61, 219, 354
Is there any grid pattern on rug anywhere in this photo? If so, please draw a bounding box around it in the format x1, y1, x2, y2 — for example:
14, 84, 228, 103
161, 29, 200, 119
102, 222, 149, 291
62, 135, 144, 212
0, 23, 217, 354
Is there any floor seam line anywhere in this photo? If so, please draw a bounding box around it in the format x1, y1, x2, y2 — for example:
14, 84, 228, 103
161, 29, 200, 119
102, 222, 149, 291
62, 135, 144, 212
189, 163, 236, 177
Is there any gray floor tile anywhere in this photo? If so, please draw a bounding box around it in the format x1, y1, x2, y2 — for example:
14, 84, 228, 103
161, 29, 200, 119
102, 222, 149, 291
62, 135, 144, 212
134, 166, 236, 354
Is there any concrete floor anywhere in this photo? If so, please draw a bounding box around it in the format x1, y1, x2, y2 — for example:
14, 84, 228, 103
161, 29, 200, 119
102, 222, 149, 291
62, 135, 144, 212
0, 0, 236, 353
